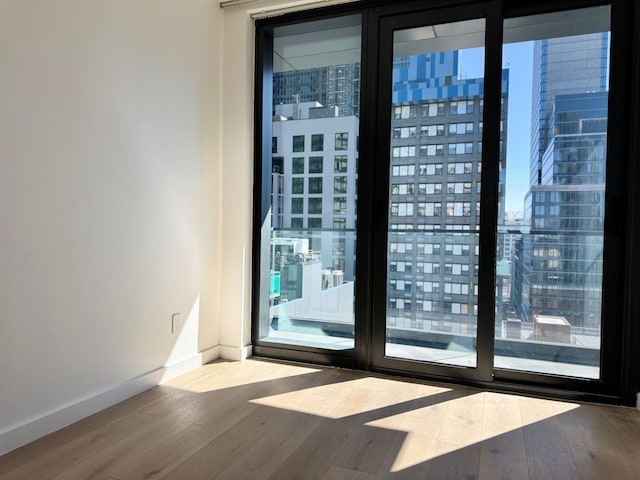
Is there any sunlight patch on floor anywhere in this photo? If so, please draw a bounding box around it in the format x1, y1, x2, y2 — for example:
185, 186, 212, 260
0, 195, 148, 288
366, 392, 579, 472
250, 376, 451, 419
163, 359, 323, 393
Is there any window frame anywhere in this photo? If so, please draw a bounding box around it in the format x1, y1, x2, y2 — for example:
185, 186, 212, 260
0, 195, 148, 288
252, 0, 639, 405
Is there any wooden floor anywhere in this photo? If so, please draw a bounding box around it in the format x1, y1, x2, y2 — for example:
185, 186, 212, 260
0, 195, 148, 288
1, 359, 640, 480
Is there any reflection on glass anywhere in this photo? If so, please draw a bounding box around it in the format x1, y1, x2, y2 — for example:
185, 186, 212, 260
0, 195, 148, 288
385, 18, 494, 368
260, 15, 361, 350
496, 6, 610, 378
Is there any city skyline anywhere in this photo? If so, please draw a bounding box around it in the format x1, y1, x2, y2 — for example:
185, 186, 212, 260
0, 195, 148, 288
266, 22, 609, 375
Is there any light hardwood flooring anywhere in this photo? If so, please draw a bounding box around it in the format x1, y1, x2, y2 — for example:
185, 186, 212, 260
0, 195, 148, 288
1, 359, 640, 480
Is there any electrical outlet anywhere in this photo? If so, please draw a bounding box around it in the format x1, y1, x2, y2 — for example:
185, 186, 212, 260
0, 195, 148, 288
171, 313, 183, 334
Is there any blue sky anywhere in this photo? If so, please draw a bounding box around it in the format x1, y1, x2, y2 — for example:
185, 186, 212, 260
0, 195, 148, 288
459, 42, 534, 214
501, 42, 534, 214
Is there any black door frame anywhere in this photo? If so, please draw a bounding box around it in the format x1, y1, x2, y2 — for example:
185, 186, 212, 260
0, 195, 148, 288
369, 1, 502, 383
251, 0, 640, 406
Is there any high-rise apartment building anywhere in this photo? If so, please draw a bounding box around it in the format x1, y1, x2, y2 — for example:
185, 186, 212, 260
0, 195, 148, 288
271, 101, 359, 284
386, 52, 509, 336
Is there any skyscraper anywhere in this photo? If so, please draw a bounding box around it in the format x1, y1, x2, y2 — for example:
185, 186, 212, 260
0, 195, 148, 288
529, 34, 608, 186
386, 52, 509, 338
515, 33, 609, 329
273, 63, 360, 117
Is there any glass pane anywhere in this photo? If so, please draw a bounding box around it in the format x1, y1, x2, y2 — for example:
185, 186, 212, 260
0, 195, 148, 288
496, 6, 610, 378
260, 15, 361, 350
385, 19, 488, 367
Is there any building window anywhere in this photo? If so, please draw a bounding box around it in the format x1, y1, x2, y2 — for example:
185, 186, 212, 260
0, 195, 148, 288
420, 144, 444, 156
418, 183, 442, 194
417, 243, 441, 255
293, 135, 305, 152
308, 218, 322, 229
391, 183, 415, 195
449, 100, 474, 114
417, 202, 442, 216
394, 105, 418, 119
390, 261, 413, 273
421, 300, 440, 312
445, 244, 471, 256
291, 198, 303, 214
292, 157, 304, 174
256, 4, 630, 391
335, 132, 348, 150
393, 126, 417, 139
447, 162, 473, 174
392, 164, 416, 176
449, 123, 474, 135
333, 197, 347, 214
417, 281, 440, 293
422, 102, 445, 117
309, 177, 323, 194
444, 283, 470, 295
309, 156, 323, 173
308, 198, 322, 214
389, 279, 412, 291
334, 155, 348, 173
311, 134, 324, 151
446, 202, 472, 216
450, 303, 469, 314
421, 124, 445, 136
416, 262, 440, 274
389, 298, 411, 310
393, 146, 416, 158
292, 178, 304, 194
334, 176, 347, 193
447, 142, 473, 155
390, 242, 413, 253
447, 182, 473, 194
419, 164, 443, 176
391, 202, 414, 216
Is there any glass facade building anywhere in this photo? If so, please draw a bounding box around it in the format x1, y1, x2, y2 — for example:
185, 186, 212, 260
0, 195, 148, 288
516, 91, 608, 328
273, 63, 361, 117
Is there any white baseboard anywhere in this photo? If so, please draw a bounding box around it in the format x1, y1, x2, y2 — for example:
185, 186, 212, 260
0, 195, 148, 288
159, 346, 220, 383
0, 346, 220, 456
637, 393, 640, 411
202, 345, 221, 365
219, 344, 252, 361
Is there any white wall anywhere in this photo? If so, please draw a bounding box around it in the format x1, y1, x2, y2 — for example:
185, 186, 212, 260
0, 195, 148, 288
217, 0, 357, 360
0, 0, 223, 454
217, 1, 257, 360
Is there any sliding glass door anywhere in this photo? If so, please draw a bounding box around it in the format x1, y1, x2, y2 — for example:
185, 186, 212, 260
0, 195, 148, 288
370, 3, 501, 381
253, 0, 632, 401
494, 6, 612, 380
384, 18, 487, 370
253, 15, 362, 362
